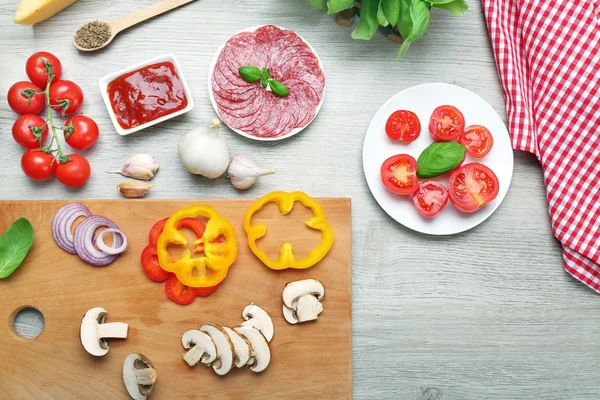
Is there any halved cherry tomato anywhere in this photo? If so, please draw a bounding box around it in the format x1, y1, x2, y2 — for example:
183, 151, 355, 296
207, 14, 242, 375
381, 154, 419, 195
165, 275, 197, 305
429, 105, 465, 141
141, 245, 171, 282
448, 163, 499, 212
385, 110, 421, 142
412, 181, 449, 218
459, 125, 494, 158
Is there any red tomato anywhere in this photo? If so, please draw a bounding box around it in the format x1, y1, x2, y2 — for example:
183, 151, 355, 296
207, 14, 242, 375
141, 245, 171, 282
26, 52, 62, 89
21, 149, 56, 181
412, 181, 449, 218
429, 105, 465, 141
12, 114, 48, 148
448, 163, 500, 212
56, 154, 90, 187
49, 80, 84, 116
459, 125, 494, 158
165, 275, 197, 305
64, 115, 99, 150
385, 110, 421, 142
380, 154, 419, 195
7, 81, 45, 115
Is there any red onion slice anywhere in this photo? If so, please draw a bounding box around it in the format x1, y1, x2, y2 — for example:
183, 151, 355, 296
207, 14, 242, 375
96, 228, 128, 255
73, 216, 123, 266
52, 203, 93, 254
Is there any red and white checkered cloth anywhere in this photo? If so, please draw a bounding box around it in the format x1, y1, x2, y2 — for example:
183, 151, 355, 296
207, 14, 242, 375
481, 1, 600, 292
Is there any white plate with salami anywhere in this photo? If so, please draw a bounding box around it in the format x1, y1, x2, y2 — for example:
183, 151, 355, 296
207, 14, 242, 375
208, 25, 326, 141
363, 83, 514, 235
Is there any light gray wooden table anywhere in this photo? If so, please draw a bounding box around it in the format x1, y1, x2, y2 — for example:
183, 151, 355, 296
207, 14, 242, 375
1, 1, 599, 399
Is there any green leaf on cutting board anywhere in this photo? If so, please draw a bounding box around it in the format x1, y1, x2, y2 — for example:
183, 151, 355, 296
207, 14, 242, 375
351, 0, 380, 40
416, 141, 467, 178
307, 0, 327, 9
429, 0, 468, 16
0, 218, 34, 279
377, 1, 390, 27
327, 0, 356, 15
382, 0, 401, 27
396, 0, 430, 59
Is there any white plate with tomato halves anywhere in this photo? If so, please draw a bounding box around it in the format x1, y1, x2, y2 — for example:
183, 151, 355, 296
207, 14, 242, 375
363, 83, 514, 235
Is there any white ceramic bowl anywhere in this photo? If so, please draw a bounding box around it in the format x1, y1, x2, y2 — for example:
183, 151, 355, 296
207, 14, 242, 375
99, 54, 194, 136
208, 25, 326, 141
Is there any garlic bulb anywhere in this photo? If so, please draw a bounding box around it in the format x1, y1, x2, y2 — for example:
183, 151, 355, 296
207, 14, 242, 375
228, 154, 275, 190
117, 180, 153, 198
113, 153, 159, 180
177, 119, 230, 179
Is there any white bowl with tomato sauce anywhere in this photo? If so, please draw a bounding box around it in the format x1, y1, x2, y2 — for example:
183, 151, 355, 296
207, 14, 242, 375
99, 54, 194, 136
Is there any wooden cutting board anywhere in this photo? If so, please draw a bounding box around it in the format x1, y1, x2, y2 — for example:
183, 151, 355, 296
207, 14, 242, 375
0, 199, 351, 399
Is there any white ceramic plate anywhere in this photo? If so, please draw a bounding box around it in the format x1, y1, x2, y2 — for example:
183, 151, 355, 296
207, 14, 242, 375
99, 54, 194, 136
208, 25, 326, 141
363, 83, 514, 235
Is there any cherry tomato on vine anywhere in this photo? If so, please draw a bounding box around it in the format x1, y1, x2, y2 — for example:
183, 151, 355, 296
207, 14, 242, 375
12, 114, 48, 148
380, 154, 419, 195
56, 154, 90, 187
7, 81, 45, 115
385, 110, 421, 142
63, 115, 99, 150
21, 149, 56, 181
429, 105, 465, 141
49, 80, 84, 116
448, 163, 500, 212
459, 125, 494, 158
26, 52, 62, 88
412, 181, 449, 218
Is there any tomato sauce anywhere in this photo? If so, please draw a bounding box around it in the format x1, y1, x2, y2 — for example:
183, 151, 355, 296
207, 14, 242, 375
107, 62, 188, 129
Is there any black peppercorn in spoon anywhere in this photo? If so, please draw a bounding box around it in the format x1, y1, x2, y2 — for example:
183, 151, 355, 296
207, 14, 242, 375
72, 0, 196, 52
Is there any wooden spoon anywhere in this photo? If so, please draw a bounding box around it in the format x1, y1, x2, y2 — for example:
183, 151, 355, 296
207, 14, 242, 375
73, 0, 196, 52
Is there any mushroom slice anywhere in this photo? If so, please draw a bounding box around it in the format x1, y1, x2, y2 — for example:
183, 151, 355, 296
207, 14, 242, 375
181, 329, 217, 367
295, 294, 324, 322
200, 324, 234, 375
80, 307, 128, 357
282, 279, 325, 309
123, 353, 157, 400
282, 304, 298, 325
223, 326, 251, 368
234, 326, 271, 373
241, 304, 274, 342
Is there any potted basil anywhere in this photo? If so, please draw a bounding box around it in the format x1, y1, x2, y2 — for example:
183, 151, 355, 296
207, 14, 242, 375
307, 0, 468, 59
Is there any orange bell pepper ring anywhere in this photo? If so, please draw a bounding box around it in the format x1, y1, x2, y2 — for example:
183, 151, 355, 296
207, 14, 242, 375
157, 205, 237, 287
244, 191, 334, 270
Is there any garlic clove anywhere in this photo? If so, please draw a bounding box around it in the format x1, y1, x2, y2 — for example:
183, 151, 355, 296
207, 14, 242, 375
113, 154, 159, 180
228, 154, 275, 190
117, 180, 153, 198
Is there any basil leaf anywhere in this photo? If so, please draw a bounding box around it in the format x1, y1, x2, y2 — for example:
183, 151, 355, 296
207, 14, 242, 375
398, 0, 412, 39
431, 0, 468, 16
382, 0, 401, 27
308, 0, 327, 9
351, 0, 379, 40
0, 218, 34, 279
416, 141, 466, 178
261, 68, 270, 89
377, 1, 390, 27
396, 0, 430, 60
327, 0, 355, 14
269, 80, 289, 97
239, 66, 262, 83
425, 0, 455, 3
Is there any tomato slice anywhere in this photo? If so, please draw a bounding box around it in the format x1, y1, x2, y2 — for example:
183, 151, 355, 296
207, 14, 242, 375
385, 110, 421, 142
141, 245, 171, 282
380, 154, 419, 195
448, 163, 499, 212
429, 105, 465, 141
165, 275, 197, 305
412, 181, 448, 218
459, 125, 494, 158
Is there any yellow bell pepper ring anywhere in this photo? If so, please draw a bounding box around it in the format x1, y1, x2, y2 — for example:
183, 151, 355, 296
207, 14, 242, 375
244, 191, 334, 270
157, 205, 238, 287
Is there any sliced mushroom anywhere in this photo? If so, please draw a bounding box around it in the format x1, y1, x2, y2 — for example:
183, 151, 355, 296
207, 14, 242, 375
80, 307, 128, 356
234, 326, 271, 373
200, 324, 234, 375
241, 304, 274, 342
223, 326, 251, 368
181, 329, 217, 367
295, 294, 324, 322
123, 353, 157, 400
282, 279, 325, 308
282, 304, 298, 325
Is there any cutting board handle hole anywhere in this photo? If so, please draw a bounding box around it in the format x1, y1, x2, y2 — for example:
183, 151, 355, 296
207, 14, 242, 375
9, 306, 45, 340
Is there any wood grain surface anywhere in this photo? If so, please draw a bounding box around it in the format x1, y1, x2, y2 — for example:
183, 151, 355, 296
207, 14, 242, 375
0, 199, 352, 399
0, 0, 599, 399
